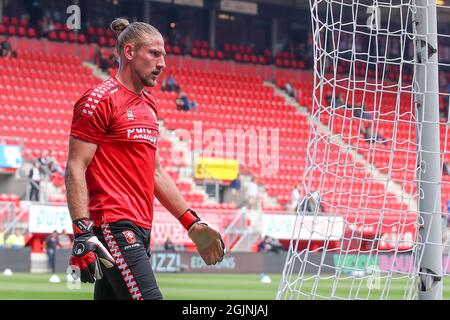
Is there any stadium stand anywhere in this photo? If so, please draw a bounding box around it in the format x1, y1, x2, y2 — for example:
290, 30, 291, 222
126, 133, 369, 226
0, 32, 425, 252
275, 66, 450, 205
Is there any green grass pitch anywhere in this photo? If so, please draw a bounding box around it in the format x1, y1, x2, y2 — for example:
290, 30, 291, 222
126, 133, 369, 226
0, 273, 449, 300
0, 273, 281, 300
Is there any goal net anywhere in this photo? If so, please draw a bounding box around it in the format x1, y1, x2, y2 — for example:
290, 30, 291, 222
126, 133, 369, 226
277, 0, 450, 300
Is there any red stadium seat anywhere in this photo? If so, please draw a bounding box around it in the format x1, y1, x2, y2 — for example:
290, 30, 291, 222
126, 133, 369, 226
107, 37, 115, 47
78, 33, 87, 44
1, 16, 9, 25
0, 25, 6, 35
20, 18, 29, 27
258, 56, 267, 64
96, 27, 105, 37
48, 31, 57, 41
27, 28, 37, 38
17, 27, 26, 37
7, 25, 16, 36
275, 58, 282, 67
193, 40, 202, 49
68, 32, 77, 42
98, 36, 107, 46
10, 17, 19, 26
58, 31, 68, 42
87, 26, 96, 36
105, 29, 114, 37
53, 22, 63, 31
172, 46, 181, 55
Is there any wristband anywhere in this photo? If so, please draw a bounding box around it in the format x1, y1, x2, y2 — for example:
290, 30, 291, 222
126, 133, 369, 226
179, 209, 200, 231
72, 217, 94, 235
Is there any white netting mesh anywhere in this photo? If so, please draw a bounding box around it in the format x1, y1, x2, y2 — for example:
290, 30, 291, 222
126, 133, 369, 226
277, 0, 450, 300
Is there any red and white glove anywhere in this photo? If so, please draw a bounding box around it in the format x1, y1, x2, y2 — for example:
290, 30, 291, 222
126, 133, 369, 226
69, 218, 115, 283
179, 209, 226, 265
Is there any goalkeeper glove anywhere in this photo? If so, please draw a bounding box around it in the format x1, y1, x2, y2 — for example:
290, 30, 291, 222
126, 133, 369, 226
69, 218, 115, 283
179, 209, 226, 265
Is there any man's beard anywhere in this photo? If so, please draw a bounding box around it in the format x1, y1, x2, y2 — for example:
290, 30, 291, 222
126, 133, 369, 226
140, 73, 157, 87
142, 76, 156, 87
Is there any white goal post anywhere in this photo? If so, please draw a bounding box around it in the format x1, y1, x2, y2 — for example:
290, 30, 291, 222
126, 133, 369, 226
277, 0, 450, 300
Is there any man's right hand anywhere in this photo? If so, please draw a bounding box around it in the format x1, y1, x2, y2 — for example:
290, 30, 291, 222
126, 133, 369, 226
179, 209, 226, 265
69, 218, 115, 283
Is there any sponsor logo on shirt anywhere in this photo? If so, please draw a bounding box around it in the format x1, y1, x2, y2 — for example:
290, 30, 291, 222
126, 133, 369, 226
127, 127, 159, 146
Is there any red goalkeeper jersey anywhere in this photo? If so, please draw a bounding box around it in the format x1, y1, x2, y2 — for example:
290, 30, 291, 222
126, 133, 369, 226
70, 77, 159, 229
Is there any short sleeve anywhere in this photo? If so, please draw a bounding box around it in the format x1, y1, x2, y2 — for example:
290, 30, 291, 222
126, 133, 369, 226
143, 90, 158, 119
70, 90, 113, 145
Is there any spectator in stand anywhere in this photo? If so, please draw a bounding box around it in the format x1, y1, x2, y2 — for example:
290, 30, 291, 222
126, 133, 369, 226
230, 173, 241, 205
161, 74, 180, 92
325, 92, 333, 105
109, 53, 119, 69
285, 82, 296, 98
100, 53, 113, 72
360, 124, 387, 145
166, 74, 180, 92
47, 150, 64, 176
353, 103, 363, 118
160, 78, 168, 91
169, 25, 181, 46
299, 190, 324, 214
28, 162, 41, 202
37, 152, 53, 178
0, 36, 16, 58
58, 229, 72, 249
246, 176, 259, 210
182, 35, 193, 54
176, 91, 197, 112
361, 104, 373, 120
164, 236, 176, 252
5, 229, 25, 248
93, 48, 103, 67
443, 162, 450, 176
334, 92, 346, 109
39, 16, 55, 37
44, 230, 61, 274
353, 103, 372, 120
257, 236, 283, 254
290, 184, 301, 213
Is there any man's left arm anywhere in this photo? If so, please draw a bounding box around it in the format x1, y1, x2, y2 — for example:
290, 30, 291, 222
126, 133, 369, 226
154, 151, 226, 265
153, 152, 189, 219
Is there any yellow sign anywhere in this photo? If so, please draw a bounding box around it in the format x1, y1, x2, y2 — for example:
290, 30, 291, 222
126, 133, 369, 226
194, 158, 239, 181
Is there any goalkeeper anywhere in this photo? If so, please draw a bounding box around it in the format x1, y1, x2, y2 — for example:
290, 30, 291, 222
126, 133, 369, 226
65, 18, 225, 300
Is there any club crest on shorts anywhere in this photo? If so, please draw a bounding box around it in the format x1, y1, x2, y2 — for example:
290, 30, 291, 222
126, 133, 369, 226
122, 230, 136, 244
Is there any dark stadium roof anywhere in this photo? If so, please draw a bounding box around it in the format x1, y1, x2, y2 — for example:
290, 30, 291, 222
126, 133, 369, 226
244, 0, 309, 9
